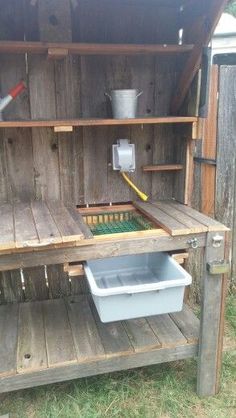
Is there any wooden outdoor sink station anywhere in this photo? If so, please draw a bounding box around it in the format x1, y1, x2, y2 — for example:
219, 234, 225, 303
0, 0, 230, 397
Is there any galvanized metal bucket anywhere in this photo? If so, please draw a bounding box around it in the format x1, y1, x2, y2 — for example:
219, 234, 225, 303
105, 89, 143, 119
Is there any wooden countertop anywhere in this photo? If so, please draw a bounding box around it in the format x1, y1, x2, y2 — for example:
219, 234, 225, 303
0, 200, 228, 256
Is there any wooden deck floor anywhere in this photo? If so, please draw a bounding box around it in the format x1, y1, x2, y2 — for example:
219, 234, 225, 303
0, 296, 199, 393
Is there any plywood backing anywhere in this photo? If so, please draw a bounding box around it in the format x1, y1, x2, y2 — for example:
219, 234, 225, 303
0, 296, 199, 393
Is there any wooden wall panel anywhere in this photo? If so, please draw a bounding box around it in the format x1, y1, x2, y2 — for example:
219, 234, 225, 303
0, 0, 187, 302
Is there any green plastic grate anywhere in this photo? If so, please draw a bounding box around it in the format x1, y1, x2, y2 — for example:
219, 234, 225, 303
86, 211, 154, 235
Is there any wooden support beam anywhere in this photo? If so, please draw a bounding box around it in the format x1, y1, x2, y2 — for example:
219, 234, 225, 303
171, 0, 228, 114
0, 41, 194, 56
143, 164, 183, 172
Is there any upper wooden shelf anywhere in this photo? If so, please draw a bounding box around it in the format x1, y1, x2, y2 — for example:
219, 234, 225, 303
0, 117, 197, 129
0, 41, 194, 57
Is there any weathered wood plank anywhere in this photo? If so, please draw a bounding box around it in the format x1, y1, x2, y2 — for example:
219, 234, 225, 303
31, 200, 62, 245
123, 318, 161, 352
170, 304, 200, 344
0, 233, 207, 272
47, 264, 70, 299
66, 206, 93, 239
89, 298, 133, 356
197, 232, 226, 396
201, 65, 218, 217
0, 270, 24, 303
43, 298, 77, 366
17, 301, 48, 373
47, 201, 84, 242
168, 201, 229, 232
148, 314, 187, 347
133, 201, 189, 235
152, 201, 207, 233
0, 204, 15, 250
23, 266, 48, 301
66, 295, 105, 360
14, 202, 39, 248
0, 344, 198, 393
0, 303, 18, 376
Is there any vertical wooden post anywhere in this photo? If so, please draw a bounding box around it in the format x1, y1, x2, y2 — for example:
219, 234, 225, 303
197, 231, 226, 396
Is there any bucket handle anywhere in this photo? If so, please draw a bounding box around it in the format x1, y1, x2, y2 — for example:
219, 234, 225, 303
104, 91, 143, 100
104, 92, 112, 101
136, 90, 143, 98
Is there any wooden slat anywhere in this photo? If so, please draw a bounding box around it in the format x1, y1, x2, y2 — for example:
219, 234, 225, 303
0, 41, 194, 55
123, 318, 161, 352
133, 201, 190, 235
14, 202, 39, 248
0, 303, 18, 376
152, 201, 207, 233
0, 203, 15, 250
47, 201, 84, 242
17, 301, 48, 373
66, 295, 105, 361
147, 314, 187, 347
0, 116, 197, 129
0, 233, 207, 272
201, 65, 218, 217
168, 201, 229, 232
143, 164, 183, 172
89, 299, 133, 356
31, 201, 62, 245
66, 207, 93, 239
43, 299, 77, 366
170, 305, 200, 344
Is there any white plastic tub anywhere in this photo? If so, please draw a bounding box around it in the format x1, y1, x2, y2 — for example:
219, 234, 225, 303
84, 252, 192, 323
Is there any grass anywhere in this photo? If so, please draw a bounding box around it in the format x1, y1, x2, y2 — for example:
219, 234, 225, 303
0, 295, 235, 418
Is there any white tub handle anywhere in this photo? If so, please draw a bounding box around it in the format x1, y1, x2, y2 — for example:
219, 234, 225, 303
136, 90, 143, 98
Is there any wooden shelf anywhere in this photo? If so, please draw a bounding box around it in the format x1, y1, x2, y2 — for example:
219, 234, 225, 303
143, 164, 184, 172
0, 116, 197, 129
0, 41, 194, 57
0, 296, 199, 393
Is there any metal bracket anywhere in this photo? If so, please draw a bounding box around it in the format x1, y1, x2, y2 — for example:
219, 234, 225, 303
194, 157, 216, 166
207, 260, 230, 275
212, 234, 224, 248
187, 237, 199, 249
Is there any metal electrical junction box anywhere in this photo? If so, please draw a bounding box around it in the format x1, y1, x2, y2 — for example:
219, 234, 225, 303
112, 139, 135, 172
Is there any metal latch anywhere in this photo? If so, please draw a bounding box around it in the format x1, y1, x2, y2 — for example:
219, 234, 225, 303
207, 260, 230, 275
212, 234, 224, 248
187, 237, 199, 249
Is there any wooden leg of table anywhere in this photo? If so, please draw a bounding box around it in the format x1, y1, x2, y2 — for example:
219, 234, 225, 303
197, 232, 226, 396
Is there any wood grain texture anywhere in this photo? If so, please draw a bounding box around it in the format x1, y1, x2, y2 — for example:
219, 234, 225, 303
89, 298, 133, 356
0, 303, 18, 375
47, 201, 84, 242
170, 304, 200, 344
123, 318, 161, 352
0, 117, 197, 128
31, 200, 62, 245
197, 232, 226, 396
201, 65, 218, 217
148, 314, 187, 347
0, 203, 15, 250
152, 201, 207, 233
14, 202, 39, 247
133, 201, 190, 235
66, 295, 105, 360
17, 301, 48, 373
43, 298, 77, 366
0, 233, 207, 272
0, 41, 194, 55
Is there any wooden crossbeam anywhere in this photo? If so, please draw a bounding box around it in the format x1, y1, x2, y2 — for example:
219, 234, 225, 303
171, 0, 228, 114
